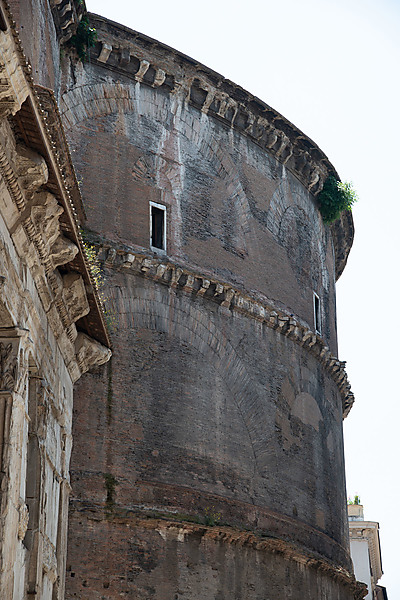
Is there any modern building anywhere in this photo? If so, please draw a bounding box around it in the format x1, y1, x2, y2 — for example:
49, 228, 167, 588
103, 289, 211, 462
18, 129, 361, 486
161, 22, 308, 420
348, 503, 387, 600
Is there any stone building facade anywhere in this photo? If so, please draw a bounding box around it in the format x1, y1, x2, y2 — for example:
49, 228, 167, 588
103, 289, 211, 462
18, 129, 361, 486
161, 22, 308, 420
348, 504, 387, 600
0, 2, 111, 598
2, 1, 366, 598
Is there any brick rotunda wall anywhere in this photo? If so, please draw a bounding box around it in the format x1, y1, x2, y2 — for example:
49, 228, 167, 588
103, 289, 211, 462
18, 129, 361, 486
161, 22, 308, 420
60, 14, 360, 600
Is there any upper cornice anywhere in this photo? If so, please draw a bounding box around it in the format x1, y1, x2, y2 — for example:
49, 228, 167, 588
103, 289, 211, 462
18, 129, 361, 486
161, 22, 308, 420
86, 13, 353, 280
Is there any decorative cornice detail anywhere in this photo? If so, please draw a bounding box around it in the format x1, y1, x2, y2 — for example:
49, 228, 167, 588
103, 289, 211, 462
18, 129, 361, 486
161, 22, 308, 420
0, 1, 110, 351
0, 341, 17, 392
74, 333, 112, 375
0, 134, 108, 378
99, 243, 354, 418
83, 15, 353, 280
15, 144, 48, 196
49, 0, 85, 44
17, 501, 29, 541
34, 85, 86, 223
0, 25, 29, 119
0, 327, 30, 394
89, 15, 336, 197
69, 500, 367, 600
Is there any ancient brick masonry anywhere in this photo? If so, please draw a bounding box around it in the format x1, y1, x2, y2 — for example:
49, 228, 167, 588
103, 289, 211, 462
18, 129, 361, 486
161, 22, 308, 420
59, 13, 363, 600
0, 0, 366, 597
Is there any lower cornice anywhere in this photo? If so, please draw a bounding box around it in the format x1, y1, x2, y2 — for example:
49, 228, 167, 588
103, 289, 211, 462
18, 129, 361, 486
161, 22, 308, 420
95, 240, 354, 418
69, 498, 367, 599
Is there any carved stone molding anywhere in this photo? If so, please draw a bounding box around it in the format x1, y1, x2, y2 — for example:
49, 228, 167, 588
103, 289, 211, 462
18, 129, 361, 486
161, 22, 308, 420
101, 243, 354, 417
42, 534, 58, 583
30, 191, 64, 252
0, 28, 29, 119
0, 327, 30, 395
0, 341, 16, 392
34, 86, 86, 223
61, 273, 90, 324
49, 236, 79, 270
17, 500, 29, 541
15, 144, 48, 197
27, 190, 79, 273
50, 0, 85, 44
75, 332, 112, 377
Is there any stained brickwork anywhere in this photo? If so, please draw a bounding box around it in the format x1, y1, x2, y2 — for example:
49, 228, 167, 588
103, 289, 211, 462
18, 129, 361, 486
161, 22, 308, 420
58, 14, 361, 600
1, 1, 361, 597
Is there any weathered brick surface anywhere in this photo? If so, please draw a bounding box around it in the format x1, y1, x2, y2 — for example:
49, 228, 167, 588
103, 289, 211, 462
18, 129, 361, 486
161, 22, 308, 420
63, 83, 338, 354
66, 516, 359, 600
61, 15, 357, 600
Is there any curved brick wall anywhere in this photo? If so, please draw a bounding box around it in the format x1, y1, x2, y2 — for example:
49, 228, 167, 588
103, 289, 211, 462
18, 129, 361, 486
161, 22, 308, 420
62, 14, 359, 600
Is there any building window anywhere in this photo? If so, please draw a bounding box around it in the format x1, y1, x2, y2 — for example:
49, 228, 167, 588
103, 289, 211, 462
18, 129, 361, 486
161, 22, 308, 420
313, 292, 321, 335
150, 202, 166, 252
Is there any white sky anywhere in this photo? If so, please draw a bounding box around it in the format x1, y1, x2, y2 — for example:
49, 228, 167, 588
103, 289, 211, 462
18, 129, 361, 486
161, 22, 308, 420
85, 0, 400, 594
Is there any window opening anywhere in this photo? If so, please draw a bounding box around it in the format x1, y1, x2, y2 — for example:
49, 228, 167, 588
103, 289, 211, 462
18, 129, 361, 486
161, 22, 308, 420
150, 202, 166, 251
313, 292, 321, 335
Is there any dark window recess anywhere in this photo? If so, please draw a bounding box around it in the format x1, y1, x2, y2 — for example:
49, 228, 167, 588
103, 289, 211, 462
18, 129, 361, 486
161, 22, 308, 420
314, 293, 321, 334
151, 206, 165, 250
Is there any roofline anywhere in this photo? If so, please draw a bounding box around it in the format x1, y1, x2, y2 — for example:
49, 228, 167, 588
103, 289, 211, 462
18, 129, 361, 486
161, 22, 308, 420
85, 12, 354, 280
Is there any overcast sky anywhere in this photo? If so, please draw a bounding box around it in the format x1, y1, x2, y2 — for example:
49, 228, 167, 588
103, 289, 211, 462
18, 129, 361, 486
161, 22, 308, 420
85, 0, 400, 594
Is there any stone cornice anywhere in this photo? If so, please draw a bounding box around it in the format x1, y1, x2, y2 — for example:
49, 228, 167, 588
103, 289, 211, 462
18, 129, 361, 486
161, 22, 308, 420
34, 85, 86, 223
86, 13, 353, 281
49, 0, 86, 44
70, 499, 367, 599
0, 0, 111, 379
96, 240, 354, 418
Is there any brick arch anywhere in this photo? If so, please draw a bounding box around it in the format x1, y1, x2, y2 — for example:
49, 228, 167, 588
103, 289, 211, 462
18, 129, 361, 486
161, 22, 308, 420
110, 281, 277, 480
61, 83, 135, 130
265, 178, 329, 292
62, 80, 326, 268
61, 81, 254, 251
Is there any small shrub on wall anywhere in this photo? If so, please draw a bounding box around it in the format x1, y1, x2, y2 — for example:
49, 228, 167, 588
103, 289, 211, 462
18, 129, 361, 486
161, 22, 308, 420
317, 176, 358, 223
69, 15, 97, 61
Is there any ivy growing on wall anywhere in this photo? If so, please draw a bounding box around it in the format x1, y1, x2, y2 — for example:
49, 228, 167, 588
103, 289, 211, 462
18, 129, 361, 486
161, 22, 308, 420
317, 176, 358, 224
69, 15, 97, 61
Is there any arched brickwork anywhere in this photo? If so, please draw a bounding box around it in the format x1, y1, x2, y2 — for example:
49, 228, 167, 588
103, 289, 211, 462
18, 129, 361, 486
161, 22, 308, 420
62, 14, 358, 600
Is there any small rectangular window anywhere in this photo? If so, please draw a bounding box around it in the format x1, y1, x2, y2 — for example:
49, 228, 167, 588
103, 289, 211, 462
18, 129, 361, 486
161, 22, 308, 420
150, 202, 166, 252
313, 292, 321, 335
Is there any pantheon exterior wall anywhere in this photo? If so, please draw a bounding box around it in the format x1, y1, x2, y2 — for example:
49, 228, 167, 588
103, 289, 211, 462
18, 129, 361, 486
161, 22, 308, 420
57, 14, 362, 600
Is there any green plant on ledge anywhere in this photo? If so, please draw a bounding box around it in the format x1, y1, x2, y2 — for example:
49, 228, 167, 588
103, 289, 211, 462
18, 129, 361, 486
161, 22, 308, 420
317, 176, 358, 224
69, 15, 97, 61
347, 495, 361, 505
204, 506, 222, 527
80, 231, 118, 332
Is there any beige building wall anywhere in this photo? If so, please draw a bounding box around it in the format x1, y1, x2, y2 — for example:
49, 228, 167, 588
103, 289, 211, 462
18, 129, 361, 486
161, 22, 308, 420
348, 504, 384, 600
